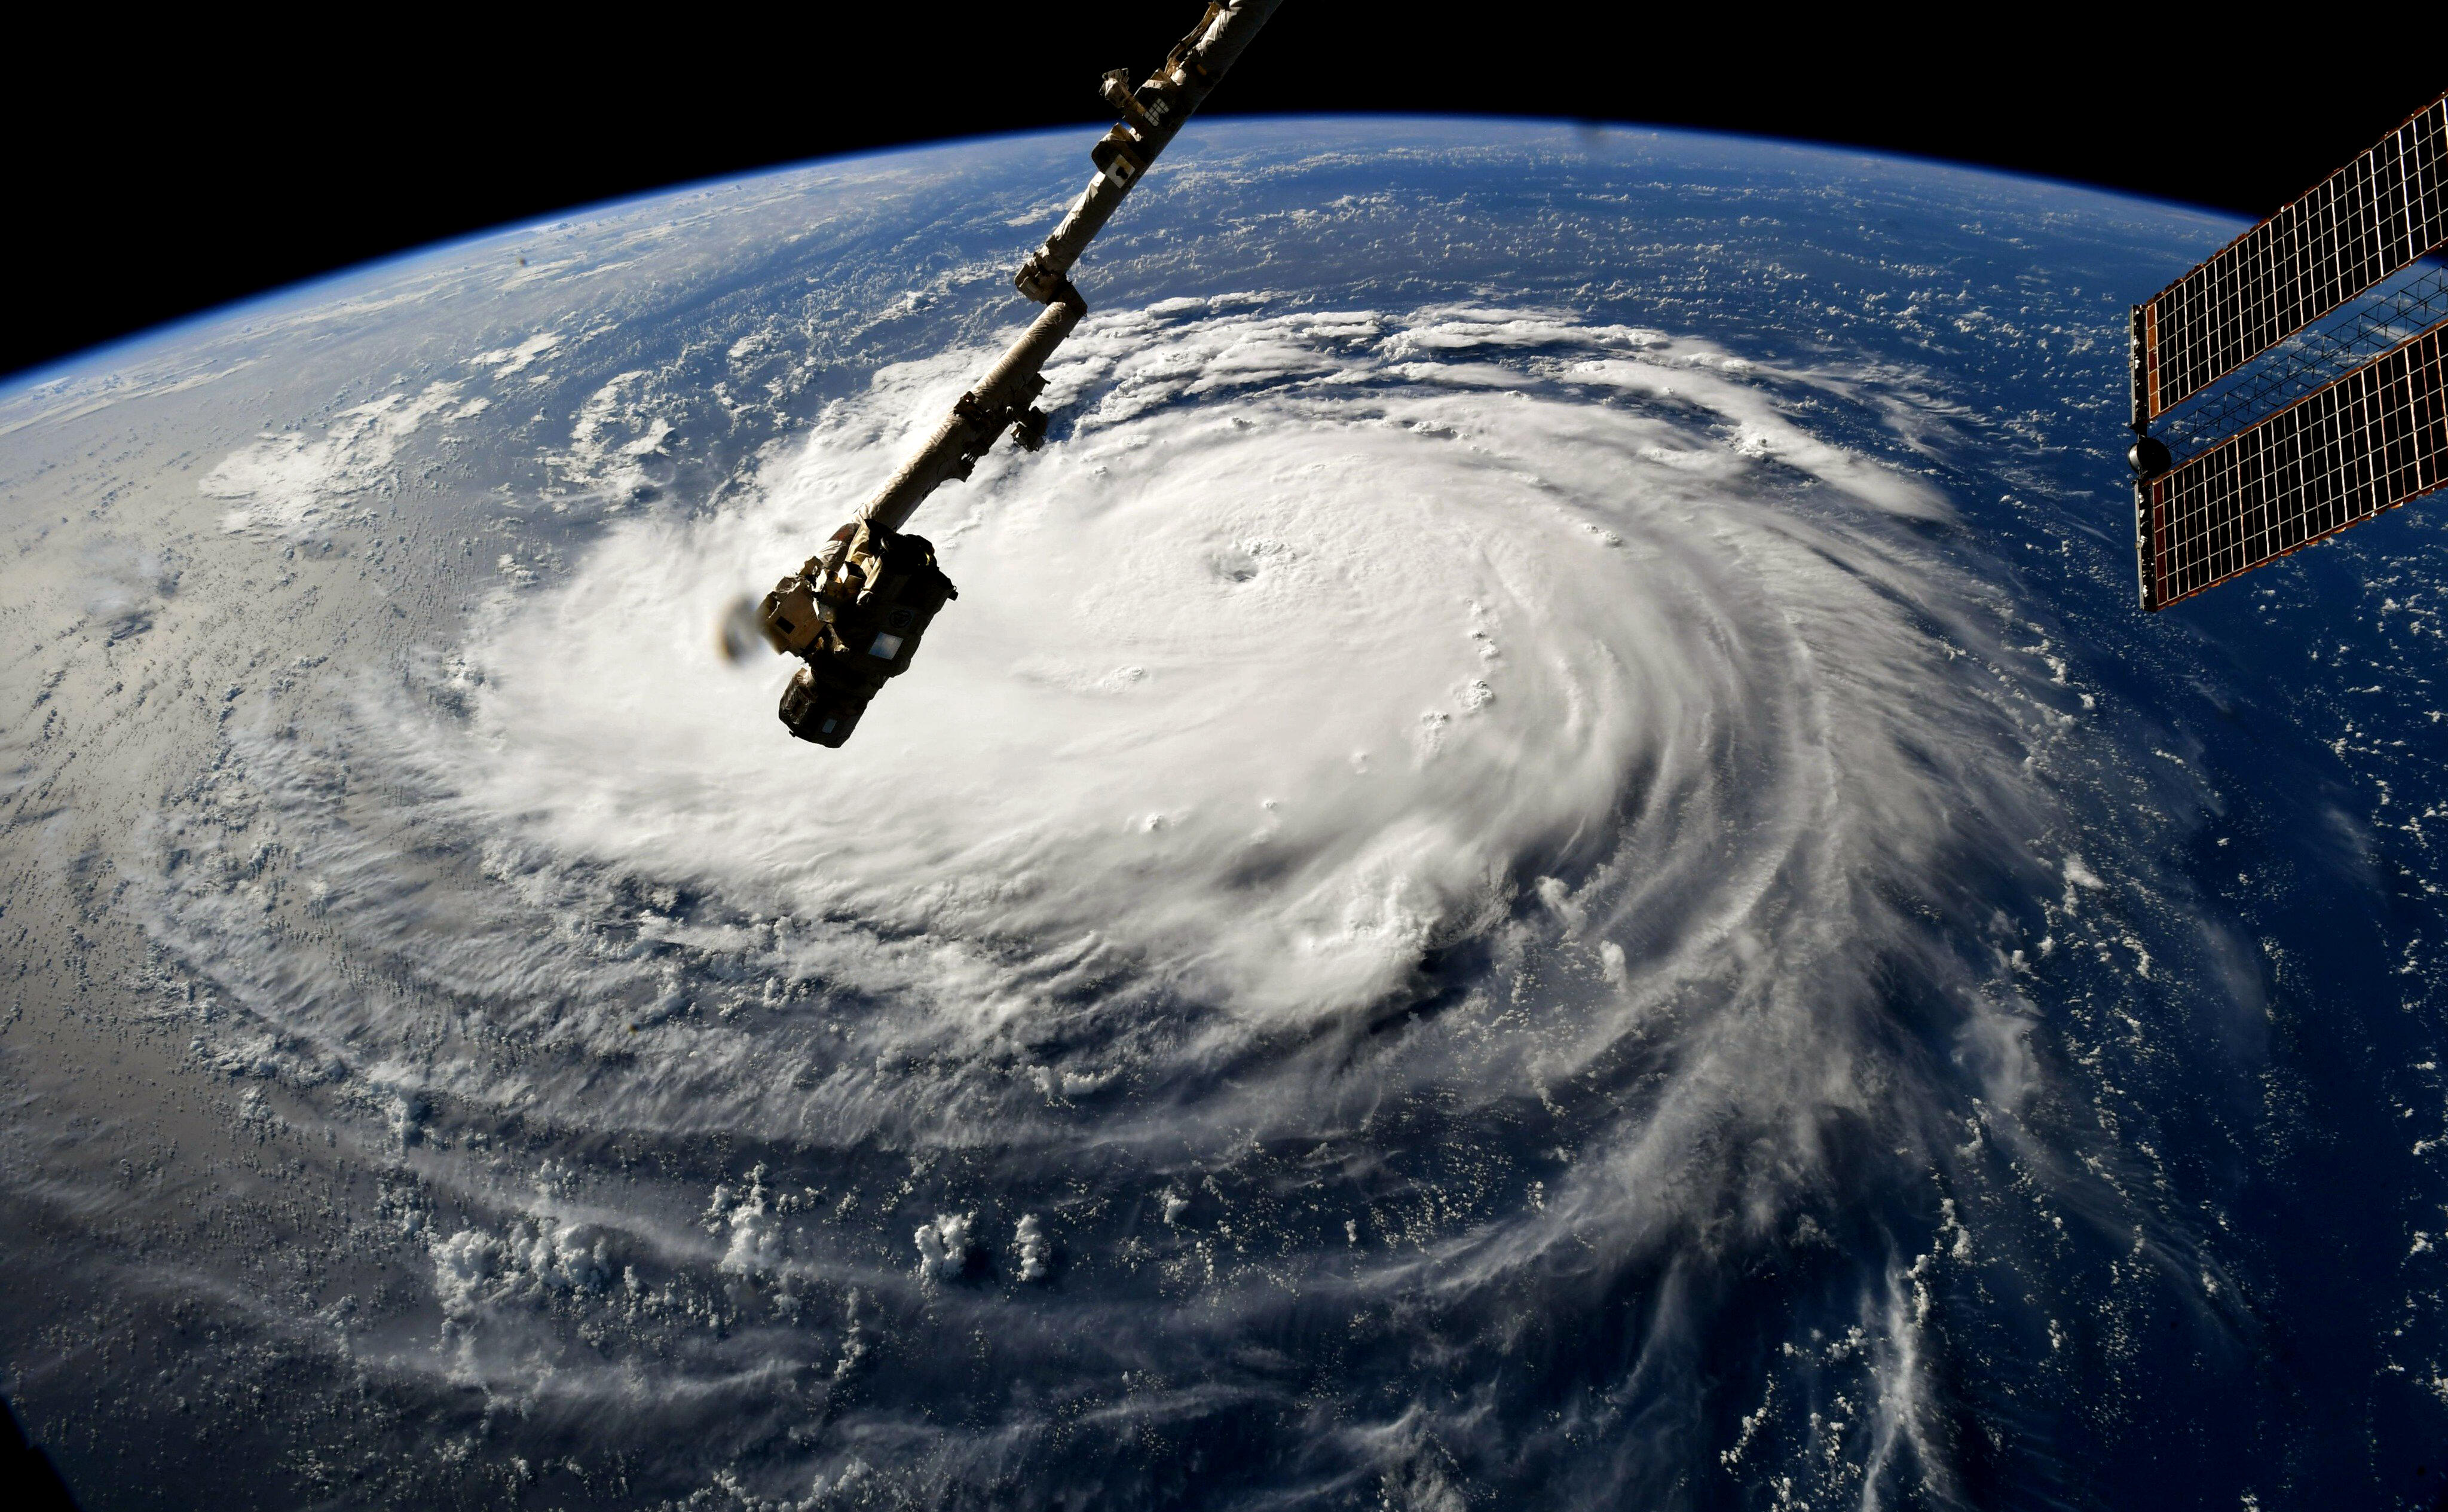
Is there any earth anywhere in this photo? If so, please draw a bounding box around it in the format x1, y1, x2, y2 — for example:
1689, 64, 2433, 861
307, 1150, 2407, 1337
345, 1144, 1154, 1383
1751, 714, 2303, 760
5, 117, 2447, 1511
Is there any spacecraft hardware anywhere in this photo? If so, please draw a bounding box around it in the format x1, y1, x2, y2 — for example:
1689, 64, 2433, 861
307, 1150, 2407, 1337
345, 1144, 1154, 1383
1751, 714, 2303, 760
753, 0, 1286, 745
2126, 91, 2447, 610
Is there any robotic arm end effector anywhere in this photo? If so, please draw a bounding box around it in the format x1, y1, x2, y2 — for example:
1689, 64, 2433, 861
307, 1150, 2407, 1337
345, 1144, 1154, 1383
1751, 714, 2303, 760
758, 525, 959, 747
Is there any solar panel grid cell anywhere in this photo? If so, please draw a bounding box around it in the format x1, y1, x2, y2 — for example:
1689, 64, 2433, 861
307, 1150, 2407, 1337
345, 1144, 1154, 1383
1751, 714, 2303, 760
2138, 94, 2448, 420
2144, 320, 2448, 609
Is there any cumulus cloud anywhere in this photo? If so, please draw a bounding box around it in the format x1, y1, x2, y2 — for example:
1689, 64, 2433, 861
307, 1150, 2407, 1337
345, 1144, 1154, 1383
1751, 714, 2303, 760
914, 1213, 974, 1281
431, 1217, 610, 1321
471, 331, 561, 377
552, 371, 675, 506
1013, 1214, 1051, 1281
708, 1167, 782, 1277
203, 381, 469, 534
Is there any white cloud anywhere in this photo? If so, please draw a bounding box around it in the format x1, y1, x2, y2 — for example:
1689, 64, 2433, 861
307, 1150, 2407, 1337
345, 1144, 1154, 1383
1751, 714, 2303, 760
914, 1212, 974, 1281
470, 330, 561, 377
419, 301, 1994, 1054
203, 381, 466, 534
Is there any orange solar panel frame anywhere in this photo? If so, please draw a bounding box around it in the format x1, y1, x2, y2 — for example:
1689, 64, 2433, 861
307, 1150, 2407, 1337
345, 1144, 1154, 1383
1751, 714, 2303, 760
2128, 92, 2448, 611
2139, 321, 2448, 610
2132, 93, 2447, 427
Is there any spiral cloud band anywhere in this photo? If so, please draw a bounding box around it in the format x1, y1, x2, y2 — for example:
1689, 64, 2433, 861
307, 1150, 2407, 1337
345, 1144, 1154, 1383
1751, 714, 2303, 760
383, 299, 2024, 1144
95, 281, 2189, 1507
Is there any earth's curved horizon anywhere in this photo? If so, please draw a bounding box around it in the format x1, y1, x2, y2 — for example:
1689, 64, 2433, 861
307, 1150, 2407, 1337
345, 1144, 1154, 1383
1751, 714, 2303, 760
5, 117, 2446, 1511
7, 118, 2251, 394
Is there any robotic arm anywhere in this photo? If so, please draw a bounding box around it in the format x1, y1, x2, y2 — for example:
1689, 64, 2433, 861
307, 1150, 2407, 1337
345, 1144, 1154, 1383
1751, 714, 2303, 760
755, 0, 1288, 746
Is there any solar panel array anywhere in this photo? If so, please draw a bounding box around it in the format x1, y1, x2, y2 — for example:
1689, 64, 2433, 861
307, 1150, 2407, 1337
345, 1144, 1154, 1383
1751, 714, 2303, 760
2140, 319, 2447, 610
2132, 93, 2448, 424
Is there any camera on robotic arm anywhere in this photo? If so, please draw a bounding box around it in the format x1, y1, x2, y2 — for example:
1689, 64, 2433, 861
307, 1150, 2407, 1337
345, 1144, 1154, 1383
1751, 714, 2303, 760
757, 521, 959, 748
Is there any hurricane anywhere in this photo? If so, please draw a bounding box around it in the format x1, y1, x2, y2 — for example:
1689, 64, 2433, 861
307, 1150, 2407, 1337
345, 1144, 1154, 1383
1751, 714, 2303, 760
10, 120, 2441, 1511
130, 291, 2199, 1506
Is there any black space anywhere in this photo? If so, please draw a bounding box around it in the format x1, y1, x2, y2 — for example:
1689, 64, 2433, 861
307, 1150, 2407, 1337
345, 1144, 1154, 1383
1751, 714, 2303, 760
8, 5, 2440, 379
0, 1398, 78, 1512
